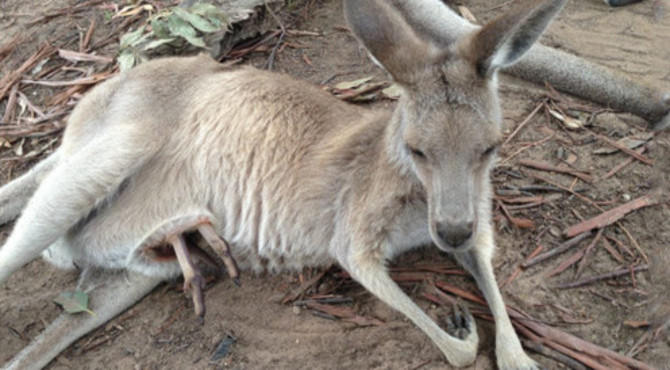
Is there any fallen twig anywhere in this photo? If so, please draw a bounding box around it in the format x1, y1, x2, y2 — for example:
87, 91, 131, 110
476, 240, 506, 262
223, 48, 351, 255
0, 43, 56, 101
522, 232, 592, 268
503, 101, 543, 146
593, 132, 653, 165
281, 270, 326, 304
564, 194, 658, 238
575, 229, 604, 278
518, 159, 592, 183
603, 146, 646, 180
556, 265, 649, 289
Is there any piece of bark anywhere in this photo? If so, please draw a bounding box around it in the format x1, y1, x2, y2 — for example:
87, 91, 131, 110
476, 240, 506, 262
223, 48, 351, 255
564, 194, 658, 238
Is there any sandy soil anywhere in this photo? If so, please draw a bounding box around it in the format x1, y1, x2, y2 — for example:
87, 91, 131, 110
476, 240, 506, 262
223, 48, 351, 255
0, 0, 669, 369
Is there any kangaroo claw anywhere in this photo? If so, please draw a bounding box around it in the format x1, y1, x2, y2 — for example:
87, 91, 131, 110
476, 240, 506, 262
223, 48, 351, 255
446, 301, 473, 340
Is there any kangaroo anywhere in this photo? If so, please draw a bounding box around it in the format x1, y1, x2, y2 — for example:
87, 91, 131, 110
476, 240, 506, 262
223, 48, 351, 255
0, 0, 667, 369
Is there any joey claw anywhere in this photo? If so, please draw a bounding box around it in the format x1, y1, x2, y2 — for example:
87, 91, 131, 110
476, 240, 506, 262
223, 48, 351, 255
187, 272, 206, 318
197, 223, 241, 284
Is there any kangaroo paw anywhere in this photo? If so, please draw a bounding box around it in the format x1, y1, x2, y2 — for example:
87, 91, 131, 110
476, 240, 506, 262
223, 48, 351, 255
445, 302, 474, 340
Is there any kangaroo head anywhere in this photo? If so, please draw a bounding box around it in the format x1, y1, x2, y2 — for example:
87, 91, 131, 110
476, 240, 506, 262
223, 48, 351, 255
345, 0, 566, 252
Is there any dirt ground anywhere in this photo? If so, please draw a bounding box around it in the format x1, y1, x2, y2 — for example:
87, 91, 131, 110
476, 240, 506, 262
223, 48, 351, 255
1, 0, 669, 369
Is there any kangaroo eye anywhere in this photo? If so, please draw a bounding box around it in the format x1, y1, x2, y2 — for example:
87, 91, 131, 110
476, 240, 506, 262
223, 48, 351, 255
407, 146, 426, 159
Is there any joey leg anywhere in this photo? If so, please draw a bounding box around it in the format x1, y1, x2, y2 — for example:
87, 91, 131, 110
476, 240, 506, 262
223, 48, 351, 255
169, 234, 206, 318
197, 223, 240, 286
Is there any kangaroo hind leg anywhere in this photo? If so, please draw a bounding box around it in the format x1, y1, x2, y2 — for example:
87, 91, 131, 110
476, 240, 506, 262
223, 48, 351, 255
0, 132, 158, 285
0, 150, 61, 226
3, 268, 162, 370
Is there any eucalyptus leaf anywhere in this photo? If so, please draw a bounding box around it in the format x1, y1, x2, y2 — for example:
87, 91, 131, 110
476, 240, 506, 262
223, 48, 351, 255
173, 7, 220, 33
334, 76, 374, 90
117, 51, 137, 71
143, 37, 176, 51
151, 18, 171, 39
54, 291, 96, 316
167, 15, 207, 48
120, 26, 147, 49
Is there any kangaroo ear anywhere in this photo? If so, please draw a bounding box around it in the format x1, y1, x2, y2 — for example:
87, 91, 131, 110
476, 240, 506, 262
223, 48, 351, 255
344, 0, 436, 84
469, 0, 568, 77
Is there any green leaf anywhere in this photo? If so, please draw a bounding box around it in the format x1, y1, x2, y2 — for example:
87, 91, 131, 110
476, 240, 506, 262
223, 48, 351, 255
120, 26, 146, 49
173, 7, 220, 33
143, 37, 176, 51
167, 14, 207, 48
54, 291, 96, 316
116, 50, 137, 71
151, 18, 170, 39
189, 3, 228, 27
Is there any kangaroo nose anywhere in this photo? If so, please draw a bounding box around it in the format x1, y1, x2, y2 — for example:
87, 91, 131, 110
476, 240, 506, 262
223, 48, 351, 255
435, 220, 474, 248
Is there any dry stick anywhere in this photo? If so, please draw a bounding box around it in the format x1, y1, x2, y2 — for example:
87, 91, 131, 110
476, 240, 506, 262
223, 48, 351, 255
517, 316, 653, 370
528, 173, 604, 211
619, 225, 648, 263
575, 229, 604, 278
282, 270, 327, 304
556, 264, 649, 289
601, 237, 625, 264
545, 248, 585, 278
606, 235, 635, 259
496, 199, 534, 229
518, 159, 592, 183
515, 325, 590, 370
603, 146, 647, 180
264, 0, 286, 71
499, 134, 554, 165
2, 85, 19, 123
564, 194, 658, 238
502, 101, 544, 146
592, 132, 654, 166
522, 232, 592, 268
0, 43, 56, 101
80, 19, 96, 52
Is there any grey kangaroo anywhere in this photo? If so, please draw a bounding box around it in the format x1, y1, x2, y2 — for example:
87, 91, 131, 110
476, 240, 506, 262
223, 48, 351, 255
0, 0, 668, 369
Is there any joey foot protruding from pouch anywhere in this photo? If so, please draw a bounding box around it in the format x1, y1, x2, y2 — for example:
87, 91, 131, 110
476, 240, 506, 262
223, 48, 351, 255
163, 221, 241, 319
169, 233, 207, 318
197, 223, 241, 287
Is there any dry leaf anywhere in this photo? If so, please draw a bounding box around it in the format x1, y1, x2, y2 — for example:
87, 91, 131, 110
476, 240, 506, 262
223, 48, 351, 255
549, 109, 583, 130
54, 291, 96, 316
333, 76, 374, 90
